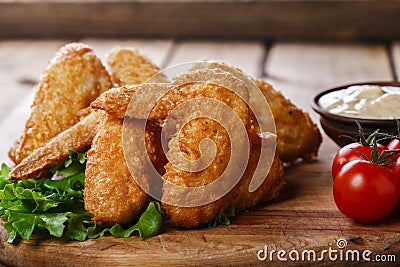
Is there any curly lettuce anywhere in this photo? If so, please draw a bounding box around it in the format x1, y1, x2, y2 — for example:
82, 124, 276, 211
0, 151, 164, 243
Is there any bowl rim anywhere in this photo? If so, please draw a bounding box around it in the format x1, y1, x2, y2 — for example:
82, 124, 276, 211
311, 81, 400, 124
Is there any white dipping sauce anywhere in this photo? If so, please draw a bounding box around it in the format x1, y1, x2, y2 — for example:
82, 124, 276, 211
318, 85, 400, 119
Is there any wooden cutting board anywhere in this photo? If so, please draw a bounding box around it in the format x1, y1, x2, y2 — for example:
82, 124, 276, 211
1, 139, 399, 267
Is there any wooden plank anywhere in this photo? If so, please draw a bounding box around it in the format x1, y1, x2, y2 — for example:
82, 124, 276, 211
264, 43, 394, 117
1, 1, 400, 40
167, 40, 266, 77
80, 38, 174, 67
391, 41, 400, 81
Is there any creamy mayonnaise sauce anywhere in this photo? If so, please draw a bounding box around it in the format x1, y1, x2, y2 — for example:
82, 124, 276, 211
318, 85, 400, 119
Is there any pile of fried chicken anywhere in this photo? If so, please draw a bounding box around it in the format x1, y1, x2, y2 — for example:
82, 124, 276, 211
7, 43, 321, 228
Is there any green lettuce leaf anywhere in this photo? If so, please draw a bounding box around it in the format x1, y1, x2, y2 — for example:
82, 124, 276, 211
0, 151, 164, 243
87, 201, 164, 239
208, 204, 236, 228
0, 164, 12, 189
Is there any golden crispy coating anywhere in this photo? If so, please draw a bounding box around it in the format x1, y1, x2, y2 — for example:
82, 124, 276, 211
107, 48, 160, 86
91, 67, 321, 164
12, 43, 112, 164
173, 68, 249, 101
253, 79, 322, 163
234, 144, 285, 211
8, 138, 20, 163
144, 120, 168, 176
161, 118, 242, 228
9, 111, 104, 180
84, 49, 167, 225
161, 82, 250, 228
91, 84, 172, 119
91, 86, 139, 118
127, 82, 250, 125
186, 62, 321, 163
91, 68, 250, 121
84, 115, 151, 225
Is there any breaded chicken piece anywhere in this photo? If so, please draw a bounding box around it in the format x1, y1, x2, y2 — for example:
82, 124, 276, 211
91, 68, 250, 121
9, 111, 104, 180
85, 49, 167, 225
173, 68, 250, 101
125, 82, 250, 125
84, 115, 151, 225
84, 116, 166, 225
186, 62, 321, 163
11, 43, 112, 164
160, 82, 251, 227
91, 83, 173, 119
107, 48, 160, 86
254, 79, 322, 163
158, 82, 284, 225
161, 119, 238, 227
234, 143, 285, 211
90, 86, 140, 118
91, 66, 321, 163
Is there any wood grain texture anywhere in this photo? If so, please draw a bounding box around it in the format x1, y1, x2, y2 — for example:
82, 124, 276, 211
264, 43, 394, 117
1, 1, 400, 40
167, 40, 266, 77
392, 41, 400, 81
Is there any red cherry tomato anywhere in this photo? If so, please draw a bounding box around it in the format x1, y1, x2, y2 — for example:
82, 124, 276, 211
332, 143, 387, 179
388, 139, 400, 162
333, 160, 399, 223
393, 157, 400, 178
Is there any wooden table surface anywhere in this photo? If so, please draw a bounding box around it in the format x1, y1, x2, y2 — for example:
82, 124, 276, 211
0, 39, 399, 266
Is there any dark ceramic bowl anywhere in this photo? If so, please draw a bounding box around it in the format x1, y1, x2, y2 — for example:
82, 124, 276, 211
311, 81, 400, 147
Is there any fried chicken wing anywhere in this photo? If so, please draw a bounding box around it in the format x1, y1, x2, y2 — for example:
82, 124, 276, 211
163, 66, 286, 216
9, 111, 104, 180
234, 143, 285, 211
186, 62, 321, 163
11, 43, 112, 164
84, 48, 168, 225
84, 115, 151, 225
158, 82, 251, 227
254, 79, 322, 163
125, 82, 250, 125
107, 48, 160, 86
90, 83, 172, 119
